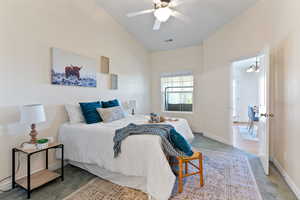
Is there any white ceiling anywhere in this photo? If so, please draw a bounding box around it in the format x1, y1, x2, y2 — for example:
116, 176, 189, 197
96, 0, 258, 51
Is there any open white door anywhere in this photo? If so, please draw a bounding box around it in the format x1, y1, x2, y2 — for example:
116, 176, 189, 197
257, 47, 272, 175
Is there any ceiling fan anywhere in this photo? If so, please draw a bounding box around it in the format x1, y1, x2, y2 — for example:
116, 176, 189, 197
126, 0, 187, 31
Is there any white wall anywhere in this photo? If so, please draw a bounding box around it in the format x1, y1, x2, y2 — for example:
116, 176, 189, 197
151, 44, 233, 144
151, 0, 300, 196
202, 1, 300, 195
0, 0, 151, 186
151, 45, 205, 133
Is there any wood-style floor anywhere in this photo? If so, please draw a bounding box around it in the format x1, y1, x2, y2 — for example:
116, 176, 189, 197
232, 123, 260, 155
0, 134, 297, 200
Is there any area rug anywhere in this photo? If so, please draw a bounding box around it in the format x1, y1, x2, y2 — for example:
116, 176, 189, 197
63, 149, 262, 200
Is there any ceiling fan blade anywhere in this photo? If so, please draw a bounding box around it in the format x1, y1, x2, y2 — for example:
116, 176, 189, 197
170, 0, 197, 7
171, 10, 189, 23
153, 19, 161, 30
127, 9, 154, 18
169, 0, 184, 7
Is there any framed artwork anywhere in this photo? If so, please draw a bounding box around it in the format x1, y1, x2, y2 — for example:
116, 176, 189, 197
110, 74, 118, 90
101, 56, 110, 74
51, 48, 97, 87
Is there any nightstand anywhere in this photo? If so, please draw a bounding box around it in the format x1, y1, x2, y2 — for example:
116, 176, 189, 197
12, 143, 64, 199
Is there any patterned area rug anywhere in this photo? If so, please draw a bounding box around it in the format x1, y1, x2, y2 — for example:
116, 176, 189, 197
64, 150, 262, 200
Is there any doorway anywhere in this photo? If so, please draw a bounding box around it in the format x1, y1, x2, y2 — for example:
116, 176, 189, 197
232, 57, 261, 155
231, 48, 271, 175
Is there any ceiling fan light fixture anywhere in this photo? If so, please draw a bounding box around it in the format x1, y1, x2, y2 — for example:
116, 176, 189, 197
154, 7, 172, 22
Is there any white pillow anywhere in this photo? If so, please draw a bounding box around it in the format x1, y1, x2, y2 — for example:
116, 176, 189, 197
96, 106, 125, 123
65, 104, 85, 124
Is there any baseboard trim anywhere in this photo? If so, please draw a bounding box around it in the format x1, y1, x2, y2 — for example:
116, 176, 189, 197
271, 157, 300, 199
0, 161, 67, 193
203, 132, 232, 146
193, 132, 204, 136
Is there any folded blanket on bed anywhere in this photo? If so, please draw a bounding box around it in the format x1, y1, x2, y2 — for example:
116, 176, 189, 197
113, 123, 193, 158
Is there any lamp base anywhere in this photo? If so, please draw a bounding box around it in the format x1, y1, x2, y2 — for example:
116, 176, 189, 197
29, 124, 38, 144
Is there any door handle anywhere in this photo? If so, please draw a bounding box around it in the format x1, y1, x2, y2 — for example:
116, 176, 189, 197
261, 113, 268, 117
260, 113, 274, 118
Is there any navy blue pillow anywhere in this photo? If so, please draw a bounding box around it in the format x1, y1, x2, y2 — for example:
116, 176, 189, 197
170, 128, 194, 156
79, 101, 102, 124
101, 99, 120, 108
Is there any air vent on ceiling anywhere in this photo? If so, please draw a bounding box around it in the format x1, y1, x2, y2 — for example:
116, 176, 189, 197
165, 38, 173, 43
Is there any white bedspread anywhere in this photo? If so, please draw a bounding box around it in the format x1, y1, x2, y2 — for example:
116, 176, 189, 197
58, 115, 194, 200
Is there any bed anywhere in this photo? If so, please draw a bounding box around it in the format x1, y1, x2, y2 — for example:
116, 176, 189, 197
58, 114, 194, 200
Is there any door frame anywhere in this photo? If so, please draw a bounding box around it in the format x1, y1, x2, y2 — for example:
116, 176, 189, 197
229, 48, 271, 175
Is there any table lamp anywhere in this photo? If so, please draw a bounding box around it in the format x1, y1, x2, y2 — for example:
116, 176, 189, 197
129, 100, 136, 115
20, 104, 46, 144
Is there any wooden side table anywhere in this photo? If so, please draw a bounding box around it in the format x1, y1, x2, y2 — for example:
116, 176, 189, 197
12, 143, 64, 199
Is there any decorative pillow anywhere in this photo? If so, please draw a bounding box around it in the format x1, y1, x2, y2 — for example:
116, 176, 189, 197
170, 128, 194, 156
96, 106, 125, 123
65, 104, 85, 124
79, 101, 102, 124
101, 99, 120, 108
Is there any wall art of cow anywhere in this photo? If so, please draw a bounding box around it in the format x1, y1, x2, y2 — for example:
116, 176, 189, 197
65, 65, 82, 80
51, 48, 97, 87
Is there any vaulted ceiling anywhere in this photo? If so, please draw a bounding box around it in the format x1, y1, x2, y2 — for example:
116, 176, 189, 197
96, 0, 258, 51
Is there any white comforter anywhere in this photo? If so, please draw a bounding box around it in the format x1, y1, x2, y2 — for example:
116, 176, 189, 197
58, 115, 194, 200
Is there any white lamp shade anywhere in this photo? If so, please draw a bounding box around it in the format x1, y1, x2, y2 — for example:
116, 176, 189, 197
20, 104, 46, 124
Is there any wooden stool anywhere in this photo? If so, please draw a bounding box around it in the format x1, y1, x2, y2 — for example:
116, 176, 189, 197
176, 152, 204, 193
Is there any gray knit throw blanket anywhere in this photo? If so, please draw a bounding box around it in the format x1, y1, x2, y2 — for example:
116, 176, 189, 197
113, 123, 186, 158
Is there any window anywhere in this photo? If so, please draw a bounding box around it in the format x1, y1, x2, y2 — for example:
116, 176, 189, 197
161, 73, 193, 112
